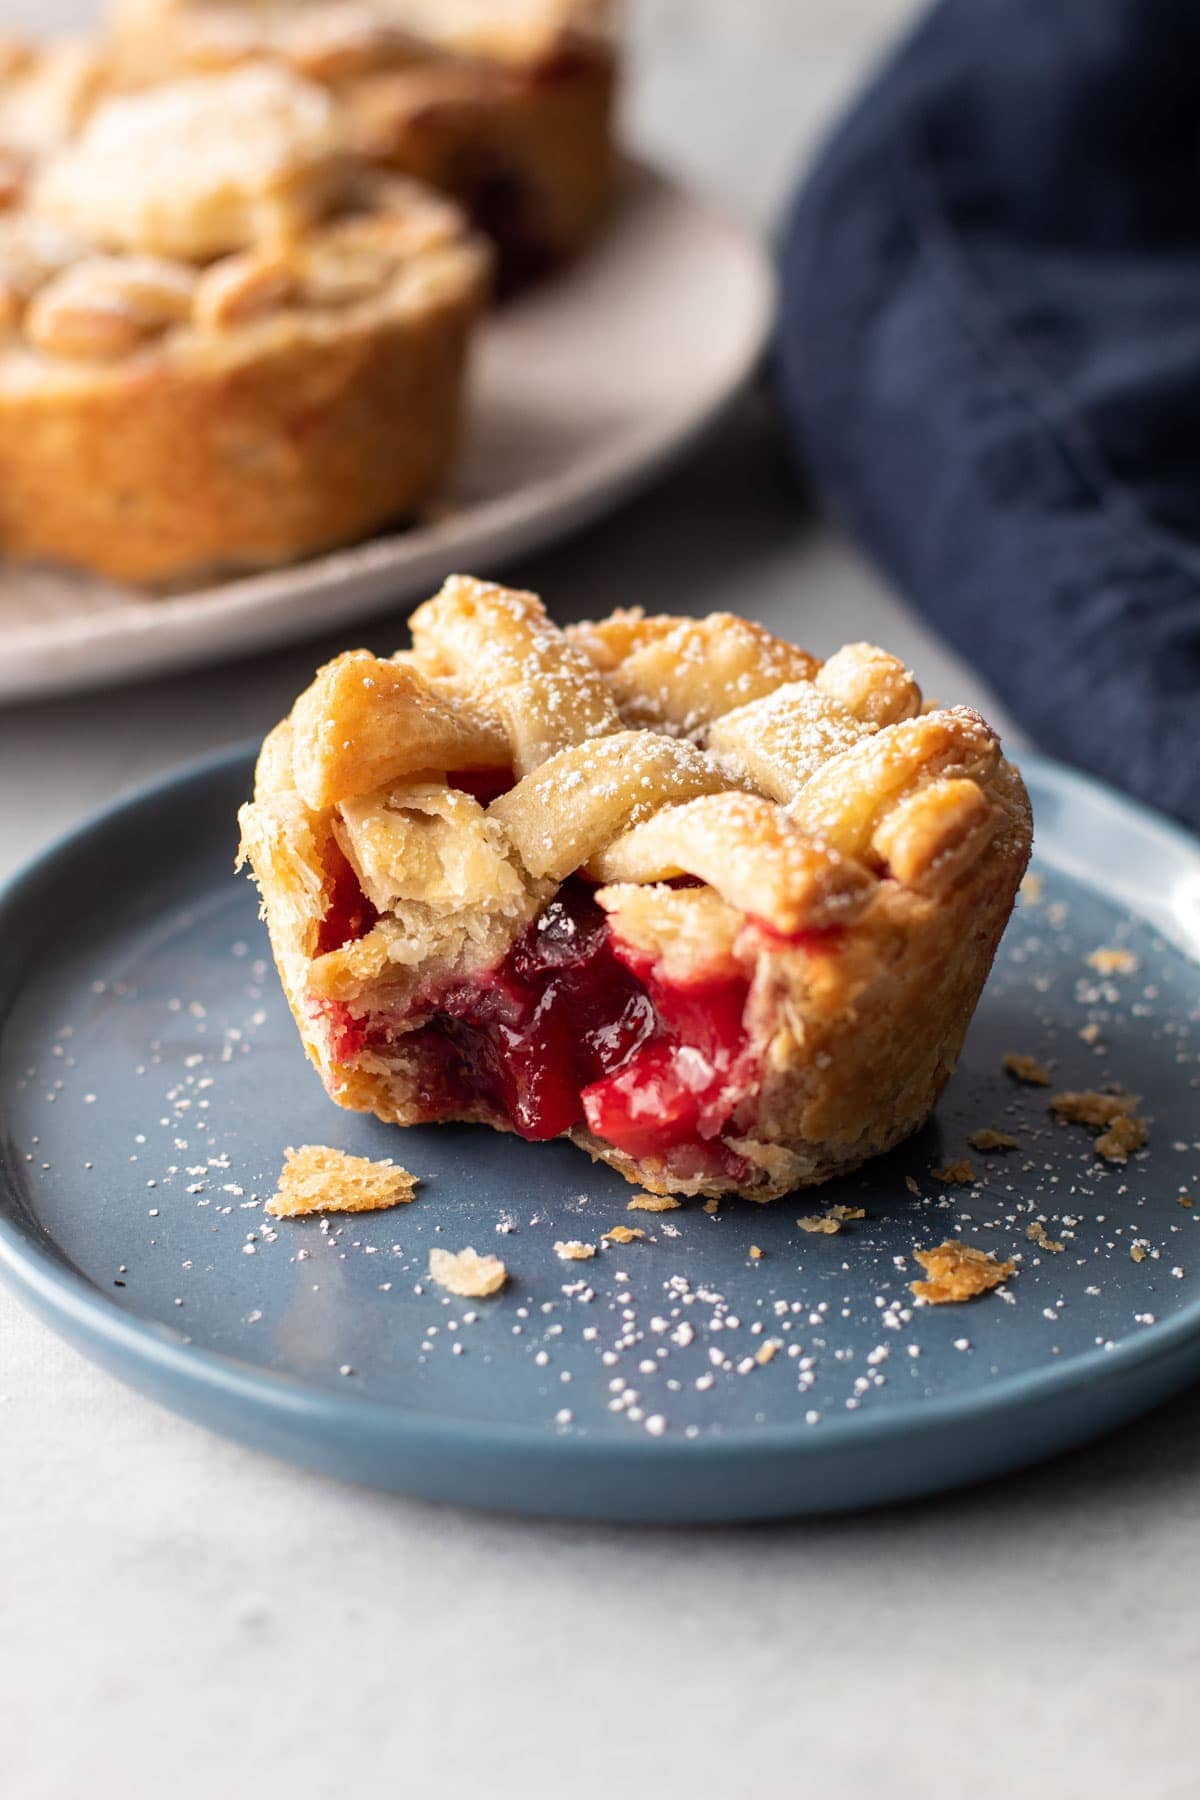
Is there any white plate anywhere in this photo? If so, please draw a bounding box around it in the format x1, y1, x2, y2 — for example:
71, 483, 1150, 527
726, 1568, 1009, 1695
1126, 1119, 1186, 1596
0, 165, 774, 703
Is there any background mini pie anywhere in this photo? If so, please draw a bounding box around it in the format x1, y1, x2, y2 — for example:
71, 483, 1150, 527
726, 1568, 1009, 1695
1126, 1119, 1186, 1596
0, 36, 110, 208
239, 578, 1033, 1202
0, 64, 490, 586
108, 0, 618, 287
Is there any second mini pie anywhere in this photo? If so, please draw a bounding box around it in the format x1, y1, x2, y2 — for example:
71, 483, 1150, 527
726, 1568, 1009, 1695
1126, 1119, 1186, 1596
0, 63, 490, 585
107, 0, 618, 288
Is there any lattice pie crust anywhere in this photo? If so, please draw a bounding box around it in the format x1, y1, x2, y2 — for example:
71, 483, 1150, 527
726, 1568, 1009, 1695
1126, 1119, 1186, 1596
239, 580, 1031, 1201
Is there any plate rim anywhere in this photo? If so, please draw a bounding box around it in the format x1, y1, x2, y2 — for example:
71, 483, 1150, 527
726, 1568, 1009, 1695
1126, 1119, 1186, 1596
1, 739, 1199, 1481
0, 162, 778, 704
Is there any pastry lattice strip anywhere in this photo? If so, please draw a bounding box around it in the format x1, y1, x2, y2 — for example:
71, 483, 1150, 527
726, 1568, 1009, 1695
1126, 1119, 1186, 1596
293, 579, 1011, 938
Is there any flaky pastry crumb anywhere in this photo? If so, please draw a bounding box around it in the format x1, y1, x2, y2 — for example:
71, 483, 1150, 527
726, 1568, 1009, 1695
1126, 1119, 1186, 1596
968, 1128, 1020, 1152
1097, 1114, 1148, 1162
429, 1245, 508, 1297
1004, 1052, 1052, 1086
602, 1225, 646, 1244
911, 1239, 1015, 1304
266, 1144, 417, 1217
931, 1159, 975, 1185
1050, 1089, 1147, 1162
554, 1239, 596, 1261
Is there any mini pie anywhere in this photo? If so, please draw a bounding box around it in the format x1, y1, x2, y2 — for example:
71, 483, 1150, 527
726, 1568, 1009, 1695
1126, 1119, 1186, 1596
238, 578, 1033, 1202
0, 36, 110, 208
0, 64, 489, 585
108, 0, 617, 286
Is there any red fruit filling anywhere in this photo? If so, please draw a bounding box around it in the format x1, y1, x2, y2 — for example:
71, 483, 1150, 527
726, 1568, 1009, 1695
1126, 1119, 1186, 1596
448, 766, 515, 806
318, 874, 756, 1179
316, 841, 379, 955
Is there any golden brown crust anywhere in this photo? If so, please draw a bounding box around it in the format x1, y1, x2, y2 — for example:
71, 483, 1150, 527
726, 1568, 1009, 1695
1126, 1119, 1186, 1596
0, 37, 111, 203
239, 581, 1033, 1202
0, 71, 490, 584
291, 649, 509, 809
107, 0, 618, 281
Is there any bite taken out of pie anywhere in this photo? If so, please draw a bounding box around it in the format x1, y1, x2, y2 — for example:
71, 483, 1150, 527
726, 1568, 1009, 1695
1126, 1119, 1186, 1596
238, 578, 1032, 1201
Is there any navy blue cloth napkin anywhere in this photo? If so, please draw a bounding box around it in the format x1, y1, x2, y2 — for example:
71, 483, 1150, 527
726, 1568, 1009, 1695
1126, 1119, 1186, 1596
777, 0, 1200, 830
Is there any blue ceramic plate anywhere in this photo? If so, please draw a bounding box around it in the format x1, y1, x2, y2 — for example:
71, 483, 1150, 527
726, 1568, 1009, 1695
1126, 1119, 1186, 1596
2, 747, 1199, 1522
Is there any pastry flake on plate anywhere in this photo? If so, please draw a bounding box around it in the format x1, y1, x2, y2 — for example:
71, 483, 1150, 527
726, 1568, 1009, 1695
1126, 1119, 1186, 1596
238, 581, 1032, 1202
267, 1142, 418, 1215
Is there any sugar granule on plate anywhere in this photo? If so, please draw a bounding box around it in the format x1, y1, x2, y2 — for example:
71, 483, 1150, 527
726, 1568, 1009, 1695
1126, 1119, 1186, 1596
266, 1144, 418, 1218
911, 1240, 1016, 1305
428, 1246, 508, 1298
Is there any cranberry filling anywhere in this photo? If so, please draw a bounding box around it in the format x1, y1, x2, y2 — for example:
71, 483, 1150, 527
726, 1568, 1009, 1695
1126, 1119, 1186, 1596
448, 766, 515, 806
400, 884, 656, 1140
319, 871, 754, 1173
578, 934, 753, 1161
316, 841, 379, 955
